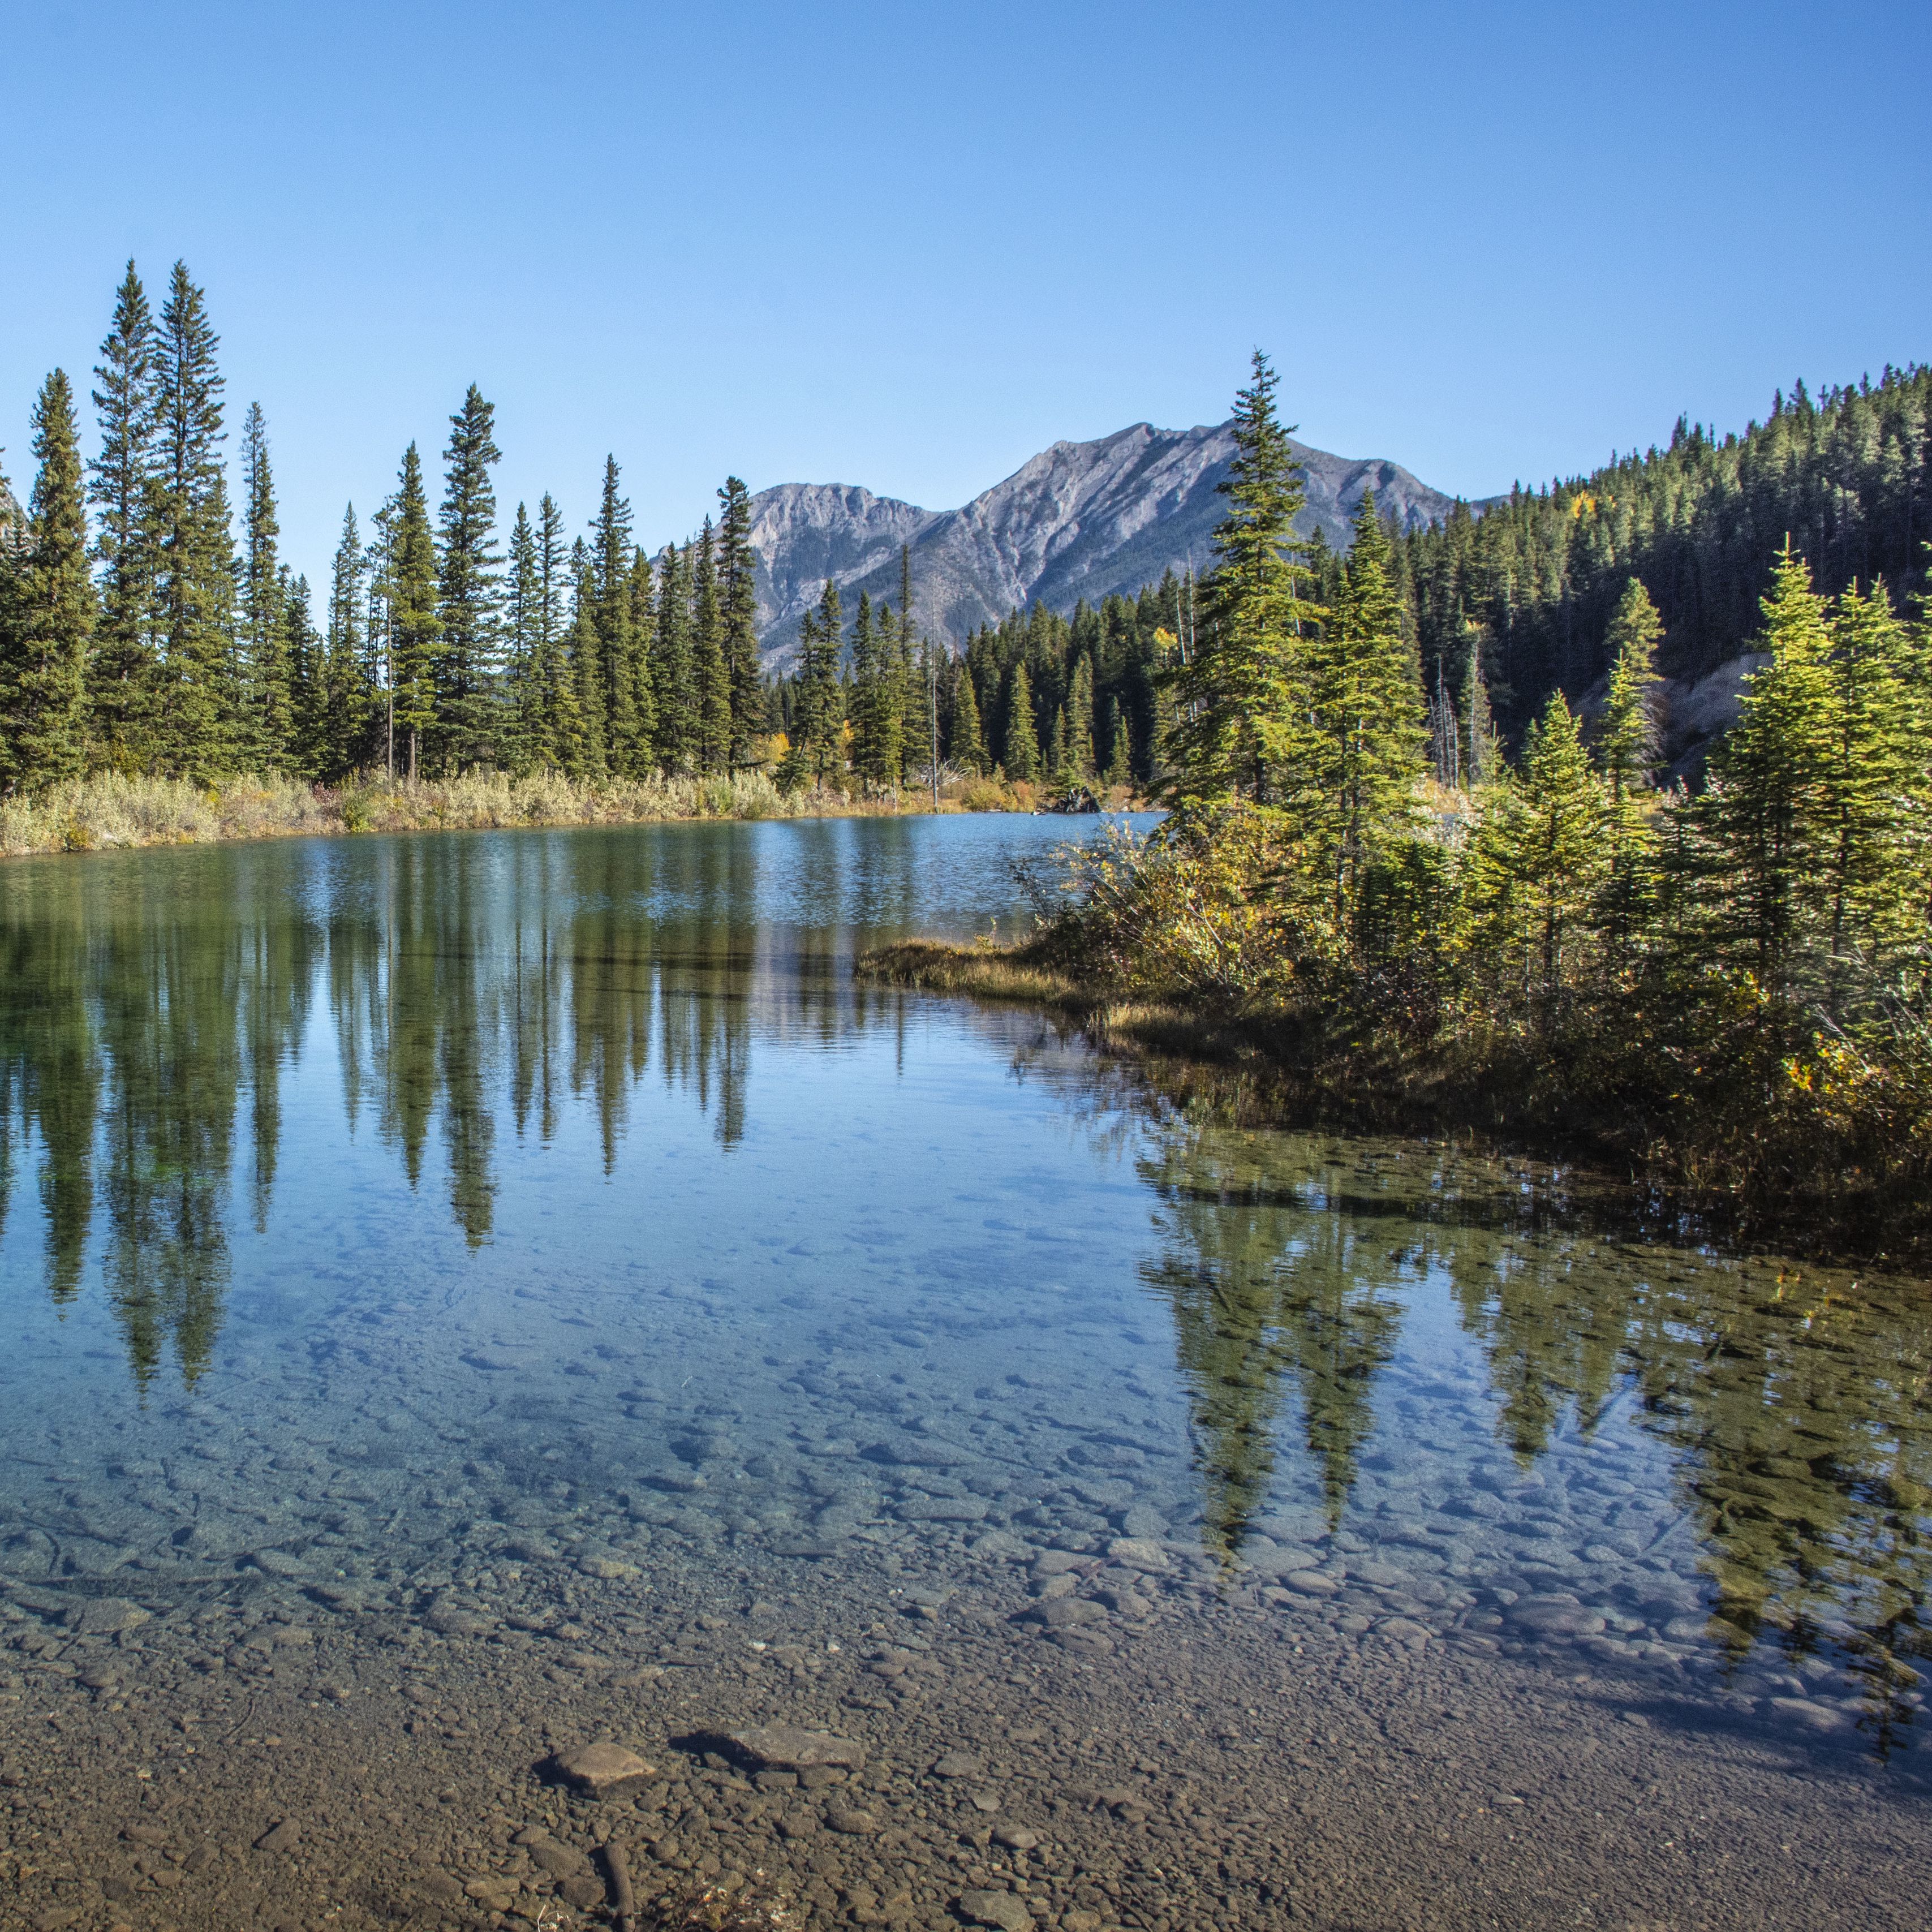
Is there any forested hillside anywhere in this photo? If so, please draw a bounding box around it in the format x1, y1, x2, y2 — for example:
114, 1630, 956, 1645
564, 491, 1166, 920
1396, 368, 1932, 750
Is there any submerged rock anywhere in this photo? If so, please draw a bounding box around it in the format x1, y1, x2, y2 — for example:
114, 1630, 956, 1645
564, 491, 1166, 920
550, 1741, 658, 1797
713, 1724, 866, 1772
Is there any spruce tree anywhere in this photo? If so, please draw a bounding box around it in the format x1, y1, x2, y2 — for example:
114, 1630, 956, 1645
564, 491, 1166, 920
1693, 547, 1844, 1002
1066, 654, 1096, 778
1003, 661, 1040, 782
278, 573, 319, 771
716, 477, 761, 767
793, 578, 844, 784
434, 385, 504, 770
533, 494, 579, 770
626, 545, 657, 766
387, 444, 442, 781
87, 261, 160, 770
0, 372, 94, 791
851, 591, 903, 788
567, 537, 607, 777
505, 502, 543, 770
151, 262, 238, 779
1311, 489, 1427, 920
312, 505, 368, 780
691, 519, 730, 773
1595, 576, 1665, 951
1159, 351, 1322, 804
652, 541, 695, 774
950, 661, 986, 774
238, 402, 292, 768
1472, 692, 1606, 1001
591, 457, 639, 772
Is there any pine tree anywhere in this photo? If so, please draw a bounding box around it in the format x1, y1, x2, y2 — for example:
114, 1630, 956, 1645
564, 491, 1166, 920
716, 477, 761, 767
652, 541, 695, 774
949, 661, 986, 774
591, 457, 639, 773
1101, 694, 1131, 786
151, 263, 238, 779
1002, 661, 1040, 782
277, 571, 319, 772
691, 519, 730, 773
1046, 706, 1070, 786
238, 402, 292, 768
388, 444, 442, 781
850, 591, 903, 788
0, 371, 94, 791
434, 385, 504, 770
1472, 692, 1606, 1001
87, 262, 160, 771
1159, 351, 1322, 804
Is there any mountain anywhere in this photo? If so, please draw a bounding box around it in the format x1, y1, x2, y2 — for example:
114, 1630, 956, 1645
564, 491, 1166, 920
748, 419, 1469, 665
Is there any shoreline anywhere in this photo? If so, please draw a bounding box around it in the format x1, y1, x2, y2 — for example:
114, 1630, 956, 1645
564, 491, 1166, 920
855, 937, 1932, 1268
0, 771, 1130, 863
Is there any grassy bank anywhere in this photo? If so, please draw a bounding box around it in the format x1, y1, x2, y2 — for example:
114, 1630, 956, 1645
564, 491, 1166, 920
0, 768, 1129, 860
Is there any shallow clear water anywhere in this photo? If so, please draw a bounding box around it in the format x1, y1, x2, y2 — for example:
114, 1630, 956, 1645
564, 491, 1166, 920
0, 814, 1927, 1769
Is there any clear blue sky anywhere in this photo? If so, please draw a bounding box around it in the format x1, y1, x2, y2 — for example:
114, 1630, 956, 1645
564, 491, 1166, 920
4, 0, 1927, 594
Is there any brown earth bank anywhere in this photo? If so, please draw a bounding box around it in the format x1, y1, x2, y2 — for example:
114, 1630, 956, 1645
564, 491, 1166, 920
2, 1535, 1925, 1932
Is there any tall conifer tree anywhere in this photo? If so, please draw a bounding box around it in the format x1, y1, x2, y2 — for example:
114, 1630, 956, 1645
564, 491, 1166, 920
1003, 662, 1039, 782
626, 545, 657, 766
434, 385, 504, 769
691, 519, 730, 772
0, 372, 94, 791
591, 457, 639, 772
567, 537, 606, 777
652, 543, 695, 773
716, 477, 761, 767
88, 262, 160, 769
151, 262, 237, 778
1159, 351, 1322, 805
239, 402, 292, 768
387, 444, 442, 781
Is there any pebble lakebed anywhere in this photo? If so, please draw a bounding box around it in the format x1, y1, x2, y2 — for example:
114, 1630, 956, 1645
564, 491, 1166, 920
1, 819, 1928, 1929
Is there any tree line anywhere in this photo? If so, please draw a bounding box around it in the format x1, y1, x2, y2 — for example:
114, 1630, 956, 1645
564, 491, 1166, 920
0, 261, 782, 794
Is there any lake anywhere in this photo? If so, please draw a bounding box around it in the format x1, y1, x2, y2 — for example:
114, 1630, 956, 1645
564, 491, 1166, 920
0, 814, 1927, 1932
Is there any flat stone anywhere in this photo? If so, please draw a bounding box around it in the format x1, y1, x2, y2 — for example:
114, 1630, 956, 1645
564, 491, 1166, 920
718, 1725, 866, 1772
1282, 1570, 1339, 1597
993, 1825, 1039, 1851
1105, 1537, 1168, 1572
1379, 1617, 1432, 1648
825, 1805, 879, 1834
72, 1597, 151, 1636
253, 1818, 300, 1853
578, 1556, 641, 1581
931, 1749, 984, 1779
957, 1887, 1032, 1931
1029, 1597, 1105, 1629
550, 1741, 658, 1797
530, 1842, 593, 1879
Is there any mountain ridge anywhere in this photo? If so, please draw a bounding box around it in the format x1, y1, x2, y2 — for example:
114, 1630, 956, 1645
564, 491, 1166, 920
747, 418, 1472, 664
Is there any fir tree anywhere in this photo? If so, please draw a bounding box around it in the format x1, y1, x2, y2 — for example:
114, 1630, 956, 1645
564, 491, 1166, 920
434, 385, 504, 770
387, 444, 442, 781
850, 591, 903, 788
1160, 351, 1322, 805
87, 261, 159, 770
652, 541, 695, 774
0, 371, 94, 791
1002, 661, 1040, 782
691, 519, 730, 773
591, 457, 639, 773
150, 263, 237, 779
311, 505, 368, 780
277, 573, 319, 772
1598, 578, 1664, 809
532, 494, 579, 771
238, 402, 292, 768
716, 477, 761, 767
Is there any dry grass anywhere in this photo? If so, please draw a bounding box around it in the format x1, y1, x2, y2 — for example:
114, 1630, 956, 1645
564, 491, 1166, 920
0, 768, 947, 860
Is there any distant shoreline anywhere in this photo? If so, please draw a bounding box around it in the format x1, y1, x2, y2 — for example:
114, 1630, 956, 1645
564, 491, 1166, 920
0, 770, 1131, 862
